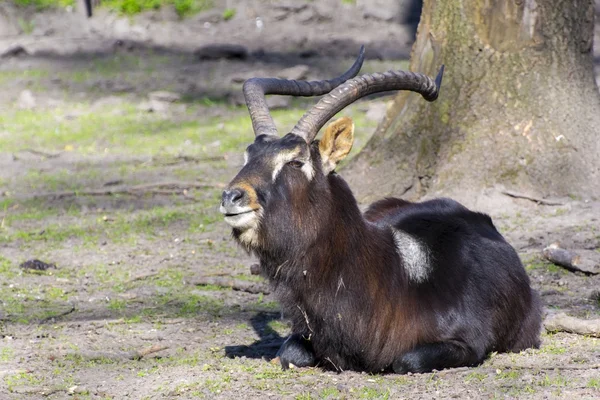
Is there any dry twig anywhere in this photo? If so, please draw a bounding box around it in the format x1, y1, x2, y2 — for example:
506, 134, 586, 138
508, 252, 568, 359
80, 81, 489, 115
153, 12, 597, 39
18, 148, 62, 158
542, 243, 599, 275
544, 312, 600, 337
501, 190, 564, 206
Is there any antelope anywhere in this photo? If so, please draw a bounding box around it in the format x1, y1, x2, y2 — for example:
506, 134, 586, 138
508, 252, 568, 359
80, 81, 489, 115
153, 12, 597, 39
220, 47, 542, 373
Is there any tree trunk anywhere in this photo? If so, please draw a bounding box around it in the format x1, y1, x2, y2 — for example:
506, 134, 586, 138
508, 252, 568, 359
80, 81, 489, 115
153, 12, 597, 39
347, 0, 600, 205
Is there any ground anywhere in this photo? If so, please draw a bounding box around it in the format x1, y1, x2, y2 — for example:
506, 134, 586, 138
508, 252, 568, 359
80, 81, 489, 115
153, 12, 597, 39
1, 1, 599, 399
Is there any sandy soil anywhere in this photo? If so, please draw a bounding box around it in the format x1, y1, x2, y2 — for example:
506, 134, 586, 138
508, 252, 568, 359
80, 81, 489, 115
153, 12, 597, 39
1, 1, 599, 399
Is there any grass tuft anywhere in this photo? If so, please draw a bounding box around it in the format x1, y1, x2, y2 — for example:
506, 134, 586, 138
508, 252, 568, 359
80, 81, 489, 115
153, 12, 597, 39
101, 0, 213, 17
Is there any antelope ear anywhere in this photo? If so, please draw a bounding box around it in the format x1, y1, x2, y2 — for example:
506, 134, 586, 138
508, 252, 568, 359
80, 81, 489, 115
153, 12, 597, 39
318, 117, 354, 174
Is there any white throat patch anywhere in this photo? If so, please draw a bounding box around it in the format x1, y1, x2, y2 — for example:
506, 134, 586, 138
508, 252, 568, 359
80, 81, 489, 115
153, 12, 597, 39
236, 209, 263, 248
391, 228, 432, 283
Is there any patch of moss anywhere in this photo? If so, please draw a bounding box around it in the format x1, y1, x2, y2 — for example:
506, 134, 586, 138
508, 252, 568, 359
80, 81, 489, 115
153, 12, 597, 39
101, 0, 213, 17
12, 0, 74, 10
3, 370, 45, 393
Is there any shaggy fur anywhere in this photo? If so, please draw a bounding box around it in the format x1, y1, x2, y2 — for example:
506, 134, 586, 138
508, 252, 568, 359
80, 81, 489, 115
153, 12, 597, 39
222, 133, 542, 374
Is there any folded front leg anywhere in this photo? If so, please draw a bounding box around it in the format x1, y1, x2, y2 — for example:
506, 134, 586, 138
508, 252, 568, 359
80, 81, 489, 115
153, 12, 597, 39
277, 334, 316, 370
393, 341, 482, 374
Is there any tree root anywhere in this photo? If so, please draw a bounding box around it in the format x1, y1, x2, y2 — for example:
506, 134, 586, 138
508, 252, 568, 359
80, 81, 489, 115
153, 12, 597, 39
542, 243, 599, 275
544, 312, 600, 337
501, 190, 564, 206
191, 276, 270, 294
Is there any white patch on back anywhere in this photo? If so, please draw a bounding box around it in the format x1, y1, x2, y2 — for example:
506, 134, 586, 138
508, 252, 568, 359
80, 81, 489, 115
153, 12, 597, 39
391, 228, 432, 283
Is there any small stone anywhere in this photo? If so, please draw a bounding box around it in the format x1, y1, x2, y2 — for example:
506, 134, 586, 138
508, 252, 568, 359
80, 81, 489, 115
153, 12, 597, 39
17, 90, 36, 109
138, 99, 170, 113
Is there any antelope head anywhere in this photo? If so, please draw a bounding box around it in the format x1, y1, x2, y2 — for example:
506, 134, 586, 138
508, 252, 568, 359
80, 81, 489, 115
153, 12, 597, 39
220, 47, 443, 250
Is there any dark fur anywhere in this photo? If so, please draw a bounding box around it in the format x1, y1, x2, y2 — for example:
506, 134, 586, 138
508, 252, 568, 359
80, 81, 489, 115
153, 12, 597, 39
228, 135, 542, 373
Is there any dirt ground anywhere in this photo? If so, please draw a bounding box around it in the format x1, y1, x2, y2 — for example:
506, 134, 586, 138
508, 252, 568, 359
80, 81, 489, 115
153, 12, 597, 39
1, 1, 599, 399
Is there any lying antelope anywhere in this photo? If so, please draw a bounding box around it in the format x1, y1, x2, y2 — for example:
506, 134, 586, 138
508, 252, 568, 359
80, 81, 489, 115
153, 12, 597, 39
220, 47, 542, 373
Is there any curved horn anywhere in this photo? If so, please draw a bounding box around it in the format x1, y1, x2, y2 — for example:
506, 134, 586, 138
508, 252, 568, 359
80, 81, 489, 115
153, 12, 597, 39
290, 65, 445, 142
243, 46, 366, 137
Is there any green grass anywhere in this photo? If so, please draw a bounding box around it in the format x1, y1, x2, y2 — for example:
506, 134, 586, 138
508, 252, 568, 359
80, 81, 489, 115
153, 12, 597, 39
0, 69, 49, 85
12, 0, 74, 9
0, 105, 375, 170
538, 341, 568, 355
222, 7, 235, 20
524, 257, 568, 275
101, 0, 213, 17
465, 371, 488, 383
0, 202, 221, 247
0, 104, 277, 156
0, 347, 14, 362
4, 371, 45, 393
356, 386, 391, 399
0, 256, 18, 278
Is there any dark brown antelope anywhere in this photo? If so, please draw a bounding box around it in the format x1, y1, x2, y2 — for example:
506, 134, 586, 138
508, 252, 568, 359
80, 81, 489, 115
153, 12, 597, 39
220, 47, 542, 373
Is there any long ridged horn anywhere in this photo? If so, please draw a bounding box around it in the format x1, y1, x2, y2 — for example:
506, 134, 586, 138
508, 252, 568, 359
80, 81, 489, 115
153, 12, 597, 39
290, 66, 445, 142
243, 46, 366, 137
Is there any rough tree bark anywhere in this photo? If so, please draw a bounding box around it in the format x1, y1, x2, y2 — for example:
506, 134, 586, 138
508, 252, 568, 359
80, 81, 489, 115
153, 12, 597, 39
347, 0, 600, 205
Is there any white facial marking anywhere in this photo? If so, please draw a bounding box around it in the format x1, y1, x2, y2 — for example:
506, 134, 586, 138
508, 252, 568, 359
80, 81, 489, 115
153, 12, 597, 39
271, 149, 313, 182
391, 228, 432, 283
301, 162, 315, 181
243, 151, 249, 166
271, 150, 299, 182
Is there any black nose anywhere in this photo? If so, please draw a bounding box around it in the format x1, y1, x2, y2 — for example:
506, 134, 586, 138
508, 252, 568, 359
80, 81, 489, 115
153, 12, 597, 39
222, 188, 246, 207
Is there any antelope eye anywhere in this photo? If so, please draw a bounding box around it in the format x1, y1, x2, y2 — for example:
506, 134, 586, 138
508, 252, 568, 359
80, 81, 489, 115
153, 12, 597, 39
287, 160, 304, 169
